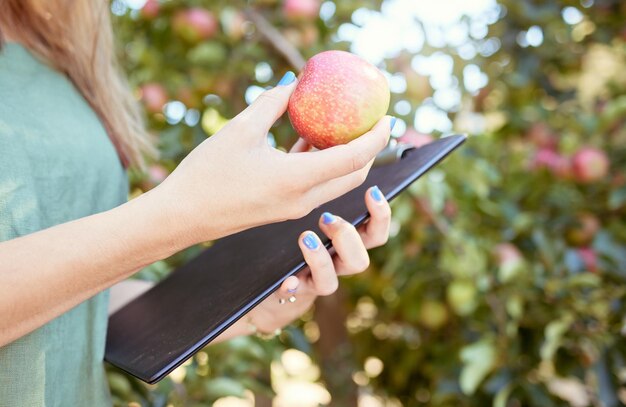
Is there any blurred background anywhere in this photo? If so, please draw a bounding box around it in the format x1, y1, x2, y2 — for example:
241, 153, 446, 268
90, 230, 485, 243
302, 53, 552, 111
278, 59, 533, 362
106, 0, 626, 405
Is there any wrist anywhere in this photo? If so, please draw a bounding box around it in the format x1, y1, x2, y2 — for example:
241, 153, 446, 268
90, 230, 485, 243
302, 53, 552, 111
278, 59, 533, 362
212, 317, 253, 343
149, 178, 229, 247
119, 187, 196, 261
247, 316, 282, 340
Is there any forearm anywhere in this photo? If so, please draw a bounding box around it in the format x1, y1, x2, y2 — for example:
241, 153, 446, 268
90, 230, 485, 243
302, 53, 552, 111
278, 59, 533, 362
0, 188, 195, 346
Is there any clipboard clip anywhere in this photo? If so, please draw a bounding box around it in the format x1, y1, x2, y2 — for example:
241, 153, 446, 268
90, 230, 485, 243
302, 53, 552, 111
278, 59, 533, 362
373, 140, 415, 167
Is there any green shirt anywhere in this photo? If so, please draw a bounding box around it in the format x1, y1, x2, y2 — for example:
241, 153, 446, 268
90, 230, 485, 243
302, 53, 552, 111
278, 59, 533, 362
0, 43, 128, 406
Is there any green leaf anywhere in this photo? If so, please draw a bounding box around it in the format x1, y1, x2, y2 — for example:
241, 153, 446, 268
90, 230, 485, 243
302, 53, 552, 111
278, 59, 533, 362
204, 377, 246, 399
540, 314, 574, 361
505, 294, 524, 320
608, 186, 626, 210
107, 372, 132, 396
494, 382, 514, 407
460, 338, 497, 395
498, 259, 525, 283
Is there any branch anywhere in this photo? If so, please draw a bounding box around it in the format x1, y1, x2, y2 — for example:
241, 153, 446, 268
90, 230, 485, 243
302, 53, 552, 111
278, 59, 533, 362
244, 8, 306, 71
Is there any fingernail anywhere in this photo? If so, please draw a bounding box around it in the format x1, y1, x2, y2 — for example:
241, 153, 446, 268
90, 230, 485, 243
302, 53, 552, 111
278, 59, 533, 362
390, 117, 397, 131
303, 232, 319, 250
371, 186, 384, 202
321, 212, 335, 225
277, 71, 296, 86
286, 279, 299, 293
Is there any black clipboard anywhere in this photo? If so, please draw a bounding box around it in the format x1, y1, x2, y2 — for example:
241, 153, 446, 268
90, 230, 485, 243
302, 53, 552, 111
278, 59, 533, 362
105, 134, 466, 384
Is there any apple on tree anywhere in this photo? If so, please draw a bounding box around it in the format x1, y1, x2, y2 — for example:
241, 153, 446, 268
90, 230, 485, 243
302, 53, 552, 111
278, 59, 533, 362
140, 0, 159, 20
283, 0, 320, 20
527, 122, 558, 150
140, 83, 168, 114
530, 147, 571, 179
172, 8, 219, 43
571, 146, 610, 183
577, 247, 598, 273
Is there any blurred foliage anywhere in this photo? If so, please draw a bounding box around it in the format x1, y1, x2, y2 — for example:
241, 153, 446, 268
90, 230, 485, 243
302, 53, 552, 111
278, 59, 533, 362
108, 0, 626, 405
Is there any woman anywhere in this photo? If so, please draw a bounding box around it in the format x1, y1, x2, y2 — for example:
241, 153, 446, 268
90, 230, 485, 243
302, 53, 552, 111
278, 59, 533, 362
0, 1, 395, 405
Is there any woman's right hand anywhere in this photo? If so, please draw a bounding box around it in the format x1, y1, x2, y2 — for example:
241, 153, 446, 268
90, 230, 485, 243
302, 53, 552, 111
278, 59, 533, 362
156, 72, 393, 244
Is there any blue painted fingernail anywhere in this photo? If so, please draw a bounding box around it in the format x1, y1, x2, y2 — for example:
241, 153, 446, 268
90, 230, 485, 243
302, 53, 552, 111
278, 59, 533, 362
390, 117, 397, 131
287, 288, 298, 293
371, 186, 384, 202
277, 71, 296, 86
303, 232, 319, 250
322, 212, 335, 225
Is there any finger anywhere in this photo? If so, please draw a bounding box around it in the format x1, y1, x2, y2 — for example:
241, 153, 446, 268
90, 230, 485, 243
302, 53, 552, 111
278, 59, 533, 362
298, 231, 338, 296
358, 186, 391, 249
302, 156, 374, 209
238, 71, 298, 133
289, 138, 311, 153
318, 213, 370, 275
279, 275, 300, 294
290, 115, 393, 185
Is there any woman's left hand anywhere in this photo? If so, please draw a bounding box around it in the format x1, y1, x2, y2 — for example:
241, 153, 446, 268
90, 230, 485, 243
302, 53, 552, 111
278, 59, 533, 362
242, 138, 391, 335
112, 185, 391, 337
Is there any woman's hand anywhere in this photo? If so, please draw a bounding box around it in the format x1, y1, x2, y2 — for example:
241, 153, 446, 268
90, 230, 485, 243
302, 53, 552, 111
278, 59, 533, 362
110, 183, 391, 342
156, 72, 393, 246
240, 185, 391, 336
0, 72, 392, 346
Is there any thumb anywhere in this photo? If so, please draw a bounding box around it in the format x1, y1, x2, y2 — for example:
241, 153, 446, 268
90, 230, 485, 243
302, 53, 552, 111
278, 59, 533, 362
239, 71, 298, 133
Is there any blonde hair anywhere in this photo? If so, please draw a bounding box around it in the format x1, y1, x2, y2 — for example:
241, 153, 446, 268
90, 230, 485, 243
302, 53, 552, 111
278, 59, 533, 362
0, 0, 156, 168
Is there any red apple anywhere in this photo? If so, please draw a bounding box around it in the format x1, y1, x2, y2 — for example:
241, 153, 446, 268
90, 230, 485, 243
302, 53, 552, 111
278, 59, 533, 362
288, 50, 390, 149
283, 0, 320, 20
221, 9, 248, 40
140, 83, 168, 114
527, 122, 558, 149
577, 247, 598, 273
531, 148, 571, 178
571, 147, 609, 183
173, 8, 218, 43
494, 243, 523, 266
141, 0, 159, 19
399, 128, 434, 148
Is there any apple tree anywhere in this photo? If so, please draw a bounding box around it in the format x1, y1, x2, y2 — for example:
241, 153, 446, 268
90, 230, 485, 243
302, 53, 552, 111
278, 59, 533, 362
107, 0, 626, 405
